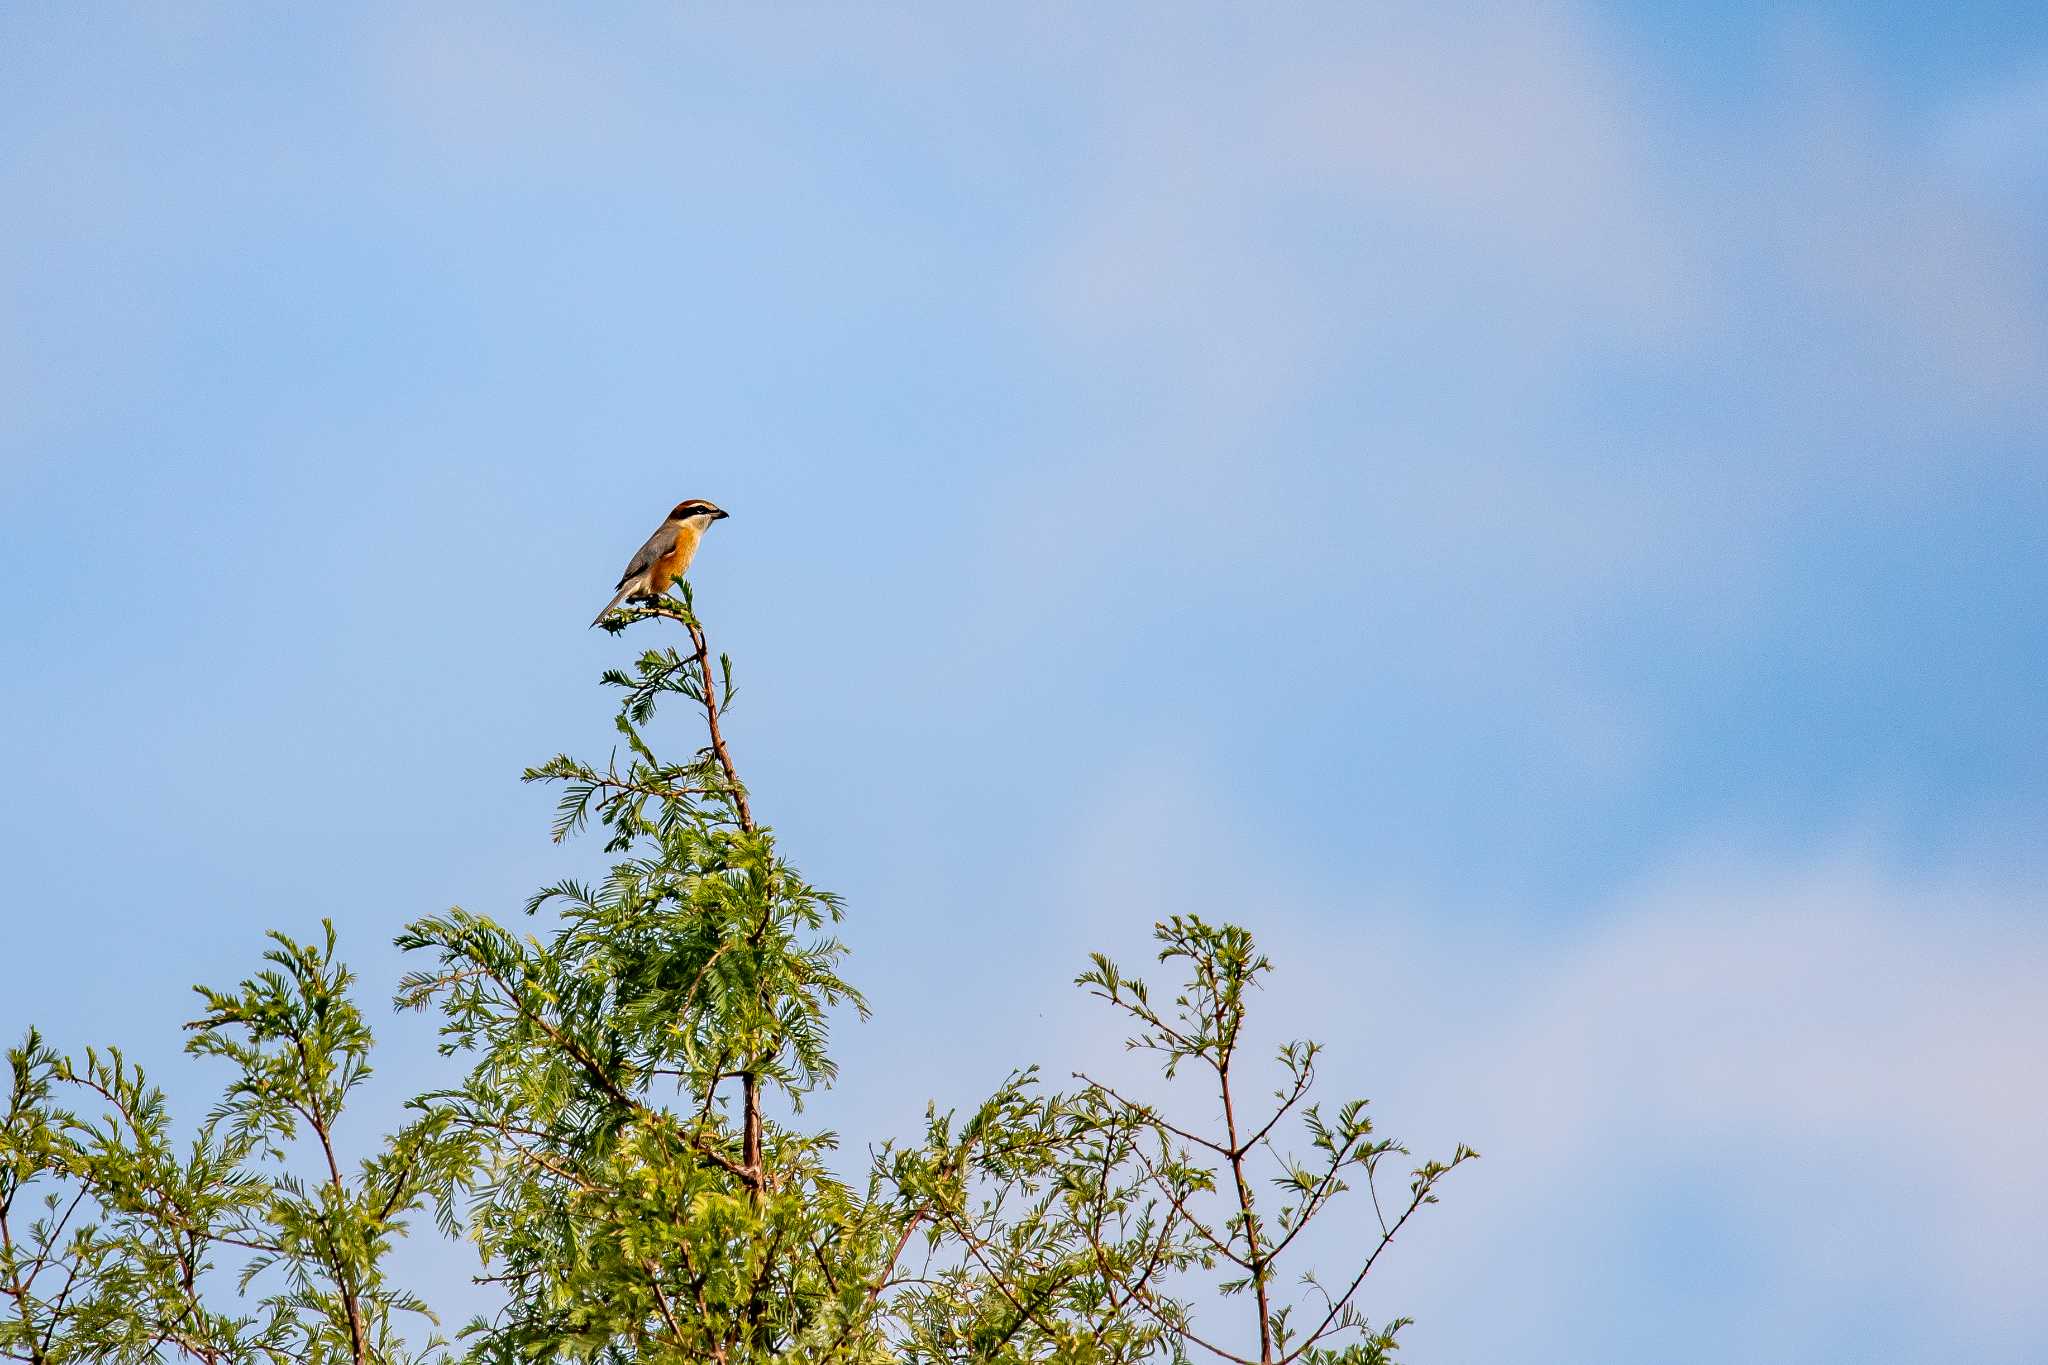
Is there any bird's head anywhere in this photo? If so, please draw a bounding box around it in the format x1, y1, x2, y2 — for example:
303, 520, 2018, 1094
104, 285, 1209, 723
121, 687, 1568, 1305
669, 499, 730, 525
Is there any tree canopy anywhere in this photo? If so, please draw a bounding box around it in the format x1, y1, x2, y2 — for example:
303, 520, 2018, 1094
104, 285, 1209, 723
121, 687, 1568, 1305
3, 587, 1471, 1363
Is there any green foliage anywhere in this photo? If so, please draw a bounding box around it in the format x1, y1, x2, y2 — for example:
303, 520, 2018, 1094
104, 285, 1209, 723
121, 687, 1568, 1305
1, 928, 450, 1364
1077, 919, 1478, 1363
4, 588, 1470, 1363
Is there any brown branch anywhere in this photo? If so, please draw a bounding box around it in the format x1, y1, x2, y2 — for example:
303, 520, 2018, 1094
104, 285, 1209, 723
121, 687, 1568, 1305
818, 1205, 924, 1361
685, 621, 749, 834
1071, 1121, 1257, 1365
1261, 1155, 1348, 1267
580, 769, 723, 806
871, 1211, 926, 1310
1091, 1264, 1258, 1365
1074, 1074, 1228, 1157
453, 955, 758, 1187
628, 601, 753, 832
645, 1267, 692, 1355
1238, 1060, 1314, 1156
943, 1215, 1062, 1344
1081, 1130, 1194, 1331
1217, 1058, 1272, 1362
638, 596, 772, 1207
0, 1200, 52, 1365
1275, 1175, 1437, 1365
674, 1236, 726, 1363
32, 1187, 93, 1365
741, 1072, 763, 1192
19, 1186, 85, 1286
476, 965, 634, 1111
1126, 1139, 1243, 1270
497, 1134, 600, 1193
294, 1037, 366, 1365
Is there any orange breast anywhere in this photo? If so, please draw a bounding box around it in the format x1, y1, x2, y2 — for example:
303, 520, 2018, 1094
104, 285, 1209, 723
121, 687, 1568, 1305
649, 526, 702, 590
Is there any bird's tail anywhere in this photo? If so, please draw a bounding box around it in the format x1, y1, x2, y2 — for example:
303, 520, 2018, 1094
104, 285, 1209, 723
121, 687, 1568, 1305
590, 585, 632, 628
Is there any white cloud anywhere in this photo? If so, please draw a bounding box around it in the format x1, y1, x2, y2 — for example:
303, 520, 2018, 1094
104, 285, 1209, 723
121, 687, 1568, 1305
1423, 848, 2048, 1358
1738, 30, 2048, 425
966, 8, 2048, 834
1034, 2, 1700, 417
1035, 766, 2048, 1360
1028, 4, 2046, 462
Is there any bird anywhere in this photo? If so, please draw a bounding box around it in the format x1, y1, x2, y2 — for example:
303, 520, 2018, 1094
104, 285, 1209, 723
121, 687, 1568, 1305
590, 499, 730, 626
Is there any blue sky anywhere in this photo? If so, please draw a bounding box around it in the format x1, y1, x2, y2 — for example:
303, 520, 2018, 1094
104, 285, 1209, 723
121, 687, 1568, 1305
3, 4, 2045, 1361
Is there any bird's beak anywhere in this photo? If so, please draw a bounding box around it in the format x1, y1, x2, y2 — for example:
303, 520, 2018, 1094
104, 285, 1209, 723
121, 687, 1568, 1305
713, 508, 730, 520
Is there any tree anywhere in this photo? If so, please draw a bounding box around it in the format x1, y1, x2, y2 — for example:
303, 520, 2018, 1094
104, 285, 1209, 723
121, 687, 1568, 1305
3, 585, 1470, 1363
1, 930, 449, 1365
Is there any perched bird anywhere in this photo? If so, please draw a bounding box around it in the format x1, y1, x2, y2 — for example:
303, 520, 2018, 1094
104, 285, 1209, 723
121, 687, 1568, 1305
590, 499, 730, 626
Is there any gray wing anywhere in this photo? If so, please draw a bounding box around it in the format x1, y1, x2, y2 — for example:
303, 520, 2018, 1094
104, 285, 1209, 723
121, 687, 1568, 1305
615, 522, 680, 588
